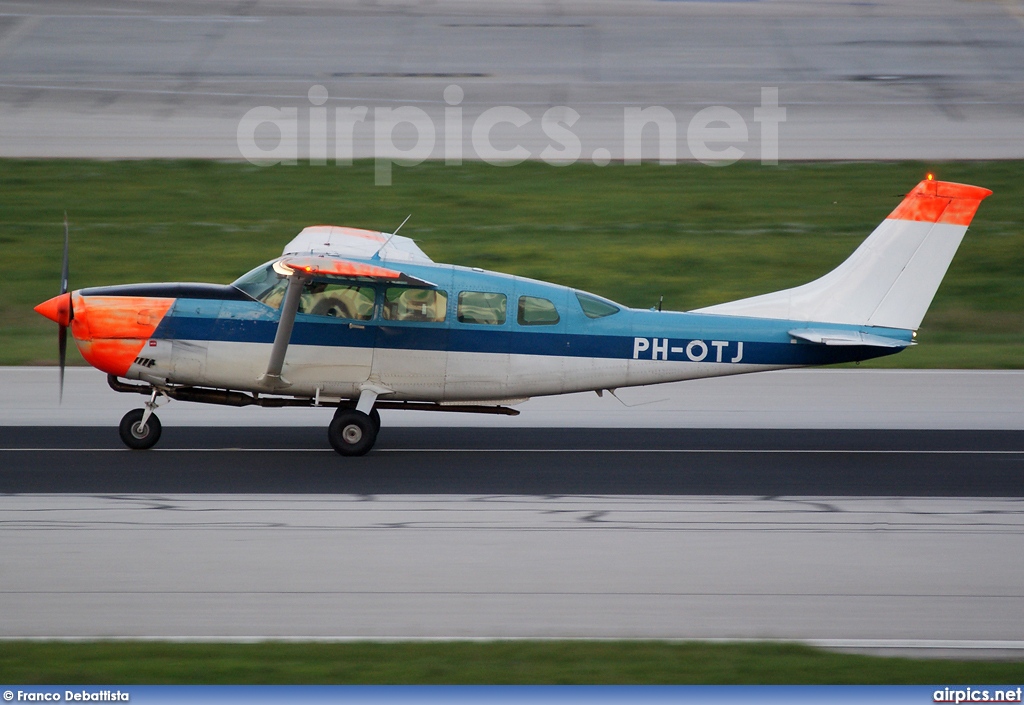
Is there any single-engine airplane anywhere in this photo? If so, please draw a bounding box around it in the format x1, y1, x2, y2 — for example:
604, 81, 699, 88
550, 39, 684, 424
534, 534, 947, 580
35, 177, 990, 455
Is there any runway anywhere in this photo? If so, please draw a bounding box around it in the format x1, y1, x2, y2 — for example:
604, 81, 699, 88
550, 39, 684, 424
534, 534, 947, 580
1, 0, 1023, 160
2, 422, 1023, 650
3, 370, 1023, 649
2, 426, 1023, 496
2, 491, 1022, 651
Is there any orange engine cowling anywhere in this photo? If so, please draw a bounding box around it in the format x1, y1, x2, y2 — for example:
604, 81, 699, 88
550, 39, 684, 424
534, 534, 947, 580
35, 293, 174, 377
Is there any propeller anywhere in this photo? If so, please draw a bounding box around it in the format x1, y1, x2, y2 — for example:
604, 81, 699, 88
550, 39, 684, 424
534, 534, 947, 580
57, 213, 73, 403
33, 214, 77, 403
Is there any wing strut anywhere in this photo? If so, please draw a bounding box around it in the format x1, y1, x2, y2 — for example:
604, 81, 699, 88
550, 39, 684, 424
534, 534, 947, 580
259, 272, 306, 388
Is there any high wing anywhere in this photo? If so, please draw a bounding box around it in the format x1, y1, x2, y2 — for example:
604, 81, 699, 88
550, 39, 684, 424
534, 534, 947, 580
278, 255, 435, 286
282, 225, 433, 263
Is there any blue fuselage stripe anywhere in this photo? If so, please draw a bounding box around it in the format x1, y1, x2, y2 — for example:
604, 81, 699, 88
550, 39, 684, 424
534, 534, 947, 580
152, 301, 904, 367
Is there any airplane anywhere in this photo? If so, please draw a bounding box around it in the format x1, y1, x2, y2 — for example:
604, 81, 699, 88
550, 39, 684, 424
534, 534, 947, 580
34, 176, 990, 455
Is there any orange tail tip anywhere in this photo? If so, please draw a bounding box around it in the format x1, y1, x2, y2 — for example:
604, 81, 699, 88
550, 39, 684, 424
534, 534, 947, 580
888, 179, 992, 226
34, 293, 73, 327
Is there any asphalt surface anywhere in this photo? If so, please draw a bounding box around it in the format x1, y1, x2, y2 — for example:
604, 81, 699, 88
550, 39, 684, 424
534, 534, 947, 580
7, 368, 1024, 430
3, 426, 1023, 496
2, 0, 1023, 159
3, 492, 1023, 645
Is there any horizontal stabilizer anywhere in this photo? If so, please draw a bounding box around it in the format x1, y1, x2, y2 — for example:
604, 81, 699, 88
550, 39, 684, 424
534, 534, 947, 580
279, 256, 436, 287
788, 328, 912, 348
693, 179, 991, 330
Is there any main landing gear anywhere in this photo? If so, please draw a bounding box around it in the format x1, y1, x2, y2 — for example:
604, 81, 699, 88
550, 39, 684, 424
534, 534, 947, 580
328, 406, 381, 456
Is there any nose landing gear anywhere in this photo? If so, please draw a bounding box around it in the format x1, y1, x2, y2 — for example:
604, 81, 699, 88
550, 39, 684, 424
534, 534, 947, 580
118, 389, 163, 450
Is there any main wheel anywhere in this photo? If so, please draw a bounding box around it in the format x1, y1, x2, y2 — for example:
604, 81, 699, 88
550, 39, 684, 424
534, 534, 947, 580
328, 409, 378, 456
337, 404, 380, 432
119, 408, 162, 450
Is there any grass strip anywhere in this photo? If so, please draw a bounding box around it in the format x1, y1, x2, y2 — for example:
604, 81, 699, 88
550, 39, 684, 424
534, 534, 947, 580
2, 641, 1024, 685
2, 159, 1021, 367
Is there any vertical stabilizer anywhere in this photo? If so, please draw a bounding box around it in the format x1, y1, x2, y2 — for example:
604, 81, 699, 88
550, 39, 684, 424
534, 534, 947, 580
692, 179, 992, 330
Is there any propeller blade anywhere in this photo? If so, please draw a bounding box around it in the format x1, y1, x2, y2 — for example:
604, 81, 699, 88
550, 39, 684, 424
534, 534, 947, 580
58, 213, 72, 404
58, 321, 67, 404
61, 212, 70, 295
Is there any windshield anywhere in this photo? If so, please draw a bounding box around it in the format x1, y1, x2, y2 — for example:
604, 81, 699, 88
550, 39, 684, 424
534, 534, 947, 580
232, 262, 289, 308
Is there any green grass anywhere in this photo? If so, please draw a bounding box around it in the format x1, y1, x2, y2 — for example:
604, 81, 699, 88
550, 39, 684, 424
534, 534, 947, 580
2, 641, 1024, 684
2, 159, 1021, 366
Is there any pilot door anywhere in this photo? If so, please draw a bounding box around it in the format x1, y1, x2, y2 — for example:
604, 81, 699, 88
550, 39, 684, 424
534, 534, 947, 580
291, 278, 376, 397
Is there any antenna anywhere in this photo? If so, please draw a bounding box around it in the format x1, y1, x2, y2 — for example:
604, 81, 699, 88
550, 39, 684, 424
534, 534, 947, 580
608, 388, 668, 408
371, 214, 412, 260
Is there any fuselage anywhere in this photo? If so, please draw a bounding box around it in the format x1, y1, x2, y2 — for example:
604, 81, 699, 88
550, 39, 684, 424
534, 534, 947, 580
61, 257, 911, 404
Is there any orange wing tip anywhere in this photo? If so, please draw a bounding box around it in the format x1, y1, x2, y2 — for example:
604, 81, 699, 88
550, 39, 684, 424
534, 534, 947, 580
916, 179, 993, 201
280, 256, 402, 280
888, 179, 992, 226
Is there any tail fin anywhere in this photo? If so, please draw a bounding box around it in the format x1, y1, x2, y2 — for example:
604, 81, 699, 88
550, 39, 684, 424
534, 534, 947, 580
692, 179, 992, 330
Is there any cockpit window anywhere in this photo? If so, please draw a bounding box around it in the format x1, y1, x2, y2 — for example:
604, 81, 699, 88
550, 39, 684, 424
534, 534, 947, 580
300, 281, 375, 320
232, 263, 288, 309
576, 291, 620, 319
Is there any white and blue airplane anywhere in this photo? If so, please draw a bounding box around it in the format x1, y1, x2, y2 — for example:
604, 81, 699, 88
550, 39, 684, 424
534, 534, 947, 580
35, 177, 990, 454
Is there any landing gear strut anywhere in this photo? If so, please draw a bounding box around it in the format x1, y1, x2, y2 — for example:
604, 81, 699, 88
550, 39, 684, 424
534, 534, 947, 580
118, 389, 163, 450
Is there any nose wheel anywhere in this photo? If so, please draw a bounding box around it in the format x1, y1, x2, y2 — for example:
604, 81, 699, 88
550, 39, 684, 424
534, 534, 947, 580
119, 408, 162, 450
118, 388, 164, 450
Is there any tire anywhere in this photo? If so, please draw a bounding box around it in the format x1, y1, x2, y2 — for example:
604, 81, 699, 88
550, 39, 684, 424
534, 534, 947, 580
336, 404, 380, 432
328, 409, 377, 456
119, 408, 162, 450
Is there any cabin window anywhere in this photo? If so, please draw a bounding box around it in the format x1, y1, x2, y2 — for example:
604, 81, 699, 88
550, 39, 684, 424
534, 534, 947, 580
383, 287, 447, 322
576, 292, 620, 319
300, 281, 375, 320
517, 296, 560, 326
458, 291, 507, 325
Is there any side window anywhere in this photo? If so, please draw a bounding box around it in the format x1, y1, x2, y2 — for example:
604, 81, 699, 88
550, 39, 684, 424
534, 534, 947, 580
576, 291, 620, 319
458, 291, 507, 325
383, 287, 447, 322
300, 281, 375, 320
517, 296, 560, 326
